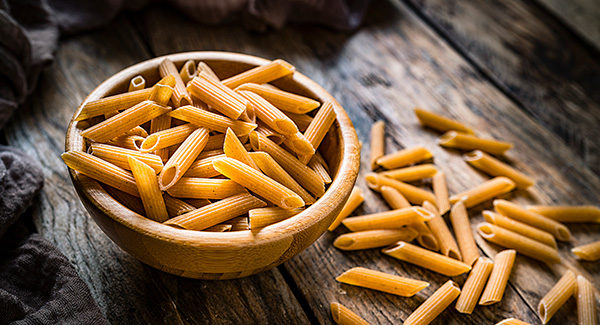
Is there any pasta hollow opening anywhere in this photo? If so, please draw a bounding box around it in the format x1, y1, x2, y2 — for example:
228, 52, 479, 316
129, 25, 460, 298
539, 303, 547, 322
283, 196, 304, 210
160, 166, 178, 190
335, 237, 354, 248
464, 150, 482, 160
556, 228, 570, 242
448, 249, 461, 260
131, 76, 144, 88
365, 174, 379, 189
141, 137, 159, 152
478, 224, 495, 238
419, 234, 438, 250
438, 131, 457, 144
249, 132, 260, 150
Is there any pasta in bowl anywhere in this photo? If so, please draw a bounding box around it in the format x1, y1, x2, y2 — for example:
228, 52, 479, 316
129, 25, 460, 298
64, 52, 360, 279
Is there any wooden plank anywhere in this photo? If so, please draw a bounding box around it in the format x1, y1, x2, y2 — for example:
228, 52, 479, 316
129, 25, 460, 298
536, 0, 600, 51
4, 14, 308, 324
403, 0, 600, 176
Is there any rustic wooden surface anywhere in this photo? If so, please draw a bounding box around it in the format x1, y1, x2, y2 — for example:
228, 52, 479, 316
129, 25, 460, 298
4, 0, 600, 324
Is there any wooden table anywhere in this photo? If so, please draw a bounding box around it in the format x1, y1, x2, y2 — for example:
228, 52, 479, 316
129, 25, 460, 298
5, 0, 599, 323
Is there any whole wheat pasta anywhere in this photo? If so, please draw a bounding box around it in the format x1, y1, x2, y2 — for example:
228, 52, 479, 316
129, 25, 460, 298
477, 223, 561, 264
248, 152, 315, 205
255, 122, 285, 144
128, 75, 146, 92
159, 127, 209, 190
576, 275, 597, 325
438, 131, 513, 155
149, 114, 173, 161
380, 185, 411, 209
224, 216, 250, 231
464, 150, 534, 189
336, 267, 429, 297
423, 201, 461, 260
308, 155, 332, 184
62, 151, 138, 196
141, 124, 197, 153
122, 126, 148, 138
432, 171, 451, 215
333, 228, 418, 251
222, 59, 295, 89
184, 154, 224, 178
365, 173, 436, 205
495, 319, 533, 325
90, 143, 164, 174
283, 132, 315, 156
213, 157, 305, 209
375, 146, 433, 170
166, 177, 246, 199
163, 194, 197, 217
483, 210, 557, 248
159, 58, 193, 107
404, 280, 461, 325
107, 135, 145, 151
80, 101, 171, 143
380, 164, 438, 183
223, 128, 260, 170
148, 75, 176, 105
127, 156, 169, 222
382, 242, 471, 276
572, 240, 600, 261
75, 88, 153, 121
204, 133, 227, 151
235, 83, 320, 114
169, 105, 257, 136
370, 121, 385, 170
328, 187, 364, 231
299, 101, 336, 164
248, 207, 304, 229
455, 257, 494, 314
411, 221, 440, 251
179, 60, 197, 85
449, 177, 516, 208
494, 199, 571, 241
197, 62, 220, 81
103, 186, 145, 216
449, 201, 479, 266
538, 271, 577, 324
414, 108, 474, 134
284, 112, 313, 132
250, 132, 324, 197
187, 71, 249, 120
330, 303, 370, 325
526, 205, 600, 223
185, 198, 212, 208
204, 224, 232, 232
164, 193, 266, 230
342, 207, 434, 232
479, 249, 516, 305
238, 90, 299, 134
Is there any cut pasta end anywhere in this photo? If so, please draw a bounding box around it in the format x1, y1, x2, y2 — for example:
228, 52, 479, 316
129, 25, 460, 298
448, 249, 462, 261
140, 136, 159, 153
463, 150, 483, 161
364, 173, 380, 190
438, 131, 458, 145
555, 226, 571, 242
159, 165, 180, 191
333, 236, 354, 250
282, 196, 305, 209
418, 234, 440, 251
538, 302, 549, 324
330, 303, 341, 323
276, 120, 299, 134
381, 241, 406, 254
477, 223, 495, 239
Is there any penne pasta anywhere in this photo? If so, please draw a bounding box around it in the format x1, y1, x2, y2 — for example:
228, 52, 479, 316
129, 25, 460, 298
222, 59, 295, 89
148, 75, 176, 105
159, 58, 192, 107
449, 177, 516, 208
526, 205, 600, 223
90, 143, 163, 174
204, 133, 227, 151
75, 88, 153, 121
299, 101, 336, 164
379, 164, 438, 182
477, 223, 561, 264
255, 122, 285, 144
483, 210, 557, 248
411, 221, 439, 252
159, 127, 209, 190
170, 105, 257, 136
163, 194, 197, 217
423, 201, 461, 260
184, 154, 224, 178
235, 83, 320, 114
479, 249, 517, 305
166, 177, 246, 199
336, 267, 429, 297
366, 173, 436, 205
494, 199, 571, 241
432, 171, 451, 215
238, 90, 299, 134
538, 271, 577, 324
197, 62, 220, 81
283, 111, 313, 132
122, 126, 148, 138
223, 128, 260, 170
185, 198, 212, 209
382, 242, 471, 276
128, 75, 146, 92
283, 132, 315, 156
224, 216, 250, 231
248, 207, 304, 229
450, 201, 479, 266
103, 186, 145, 215
187, 70, 249, 120
108, 134, 144, 151
330, 302, 370, 325
204, 224, 232, 232
576, 275, 597, 325
438, 131, 512, 155
380, 186, 411, 209
455, 257, 494, 314
179, 60, 197, 85
328, 187, 364, 231
495, 319, 533, 325
370, 121, 385, 170
333, 228, 418, 250
464, 150, 534, 189
141, 124, 197, 153
308, 154, 332, 184
404, 280, 461, 325
375, 146, 432, 170
342, 207, 434, 232
414, 108, 474, 134
128, 156, 168, 222
572, 240, 600, 261
149, 113, 172, 161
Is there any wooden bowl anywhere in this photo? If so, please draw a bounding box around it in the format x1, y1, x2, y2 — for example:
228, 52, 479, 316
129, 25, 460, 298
65, 52, 360, 279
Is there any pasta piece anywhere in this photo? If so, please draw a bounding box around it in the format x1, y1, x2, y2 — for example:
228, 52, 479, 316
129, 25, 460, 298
255, 122, 285, 144
375, 146, 432, 170
169, 105, 257, 136
336, 267, 429, 297
166, 177, 246, 199
479, 249, 517, 305
423, 201, 461, 260
380, 185, 411, 209
365, 173, 436, 205
414, 108, 474, 134
572, 240, 600, 261
164, 193, 266, 230
330, 303, 370, 325
333, 228, 418, 250
328, 187, 363, 231
122, 126, 148, 138
404, 280, 461, 325
149, 113, 172, 162
576, 276, 597, 325
75, 88, 153, 121
128, 75, 146, 92
62, 151, 138, 196
495, 319, 533, 325
342, 207, 434, 232
224, 216, 250, 231
248, 152, 315, 205
163, 194, 197, 217
308, 155, 332, 184
197, 61, 219, 81
526, 205, 600, 223
204, 224, 232, 232
185, 198, 212, 208
455, 257, 494, 314
148, 75, 176, 105
483, 210, 557, 248
184, 154, 224, 178
203, 133, 227, 151
236, 83, 320, 114
538, 271, 577, 324
238, 90, 299, 134
127, 156, 168, 222
370, 121, 385, 170
81, 101, 171, 143
249, 207, 304, 229
464, 150, 534, 189
187, 70, 249, 119
477, 223, 561, 264
141, 124, 196, 153
284, 112, 313, 132
159, 127, 209, 190
179, 60, 197, 85
450, 201, 479, 266
299, 101, 336, 164
411, 221, 439, 251
382, 242, 471, 276
380, 164, 438, 182
159, 58, 193, 107
107, 134, 145, 151
90, 143, 164, 174
439, 131, 512, 155
213, 157, 305, 209
449, 177, 516, 208
223, 128, 260, 170
494, 200, 571, 241
432, 171, 451, 215
222, 59, 295, 89
103, 186, 145, 216
283, 132, 315, 156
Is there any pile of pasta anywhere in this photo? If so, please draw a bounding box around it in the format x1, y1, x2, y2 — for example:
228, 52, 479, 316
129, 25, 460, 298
62, 58, 337, 232
328, 108, 599, 325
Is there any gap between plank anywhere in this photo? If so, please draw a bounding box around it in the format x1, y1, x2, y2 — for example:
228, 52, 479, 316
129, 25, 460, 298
277, 264, 321, 324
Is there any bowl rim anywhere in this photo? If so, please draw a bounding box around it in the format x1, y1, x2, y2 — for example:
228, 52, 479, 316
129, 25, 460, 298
65, 51, 360, 248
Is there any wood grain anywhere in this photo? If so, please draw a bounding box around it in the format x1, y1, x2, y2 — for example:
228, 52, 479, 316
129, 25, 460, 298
536, 0, 600, 50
